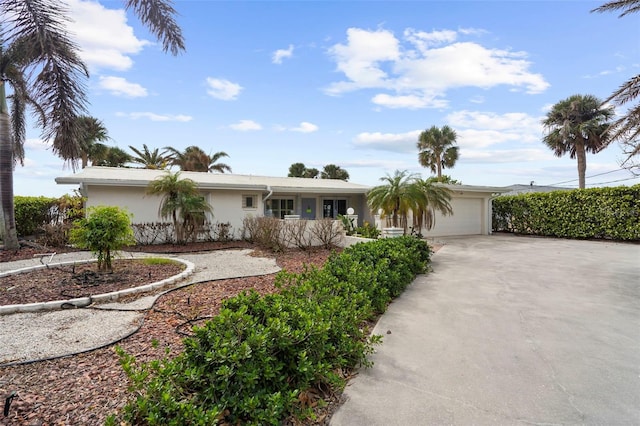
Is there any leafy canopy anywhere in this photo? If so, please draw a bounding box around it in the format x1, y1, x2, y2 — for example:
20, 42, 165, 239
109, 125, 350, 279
69, 206, 135, 271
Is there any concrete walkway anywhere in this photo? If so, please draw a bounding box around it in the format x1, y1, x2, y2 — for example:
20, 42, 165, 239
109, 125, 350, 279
0, 249, 280, 365
331, 235, 640, 425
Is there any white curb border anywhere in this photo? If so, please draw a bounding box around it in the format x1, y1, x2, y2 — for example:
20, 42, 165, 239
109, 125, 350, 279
0, 258, 195, 315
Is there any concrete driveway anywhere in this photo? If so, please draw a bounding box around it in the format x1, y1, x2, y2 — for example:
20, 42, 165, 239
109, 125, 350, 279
331, 235, 640, 425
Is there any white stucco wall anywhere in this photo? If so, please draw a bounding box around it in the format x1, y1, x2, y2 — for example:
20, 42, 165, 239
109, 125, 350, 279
83, 185, 371, 240
85, 186, 163, 223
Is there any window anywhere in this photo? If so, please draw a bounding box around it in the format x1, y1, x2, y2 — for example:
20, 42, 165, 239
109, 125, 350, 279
323, 199, 347, 218
265, 198, 294, 219
242, 194, 257, 209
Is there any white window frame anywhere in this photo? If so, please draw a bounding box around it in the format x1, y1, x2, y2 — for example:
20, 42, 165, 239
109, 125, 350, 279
242, 194, 257, 210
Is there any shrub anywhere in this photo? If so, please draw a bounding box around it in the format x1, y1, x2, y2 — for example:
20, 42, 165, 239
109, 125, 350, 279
493, 185, 640, 240
355, 221, 380, 239
310, 218, 344, 249
69, 206, 135, 270
14, 196, 57, 237
112, 237, 431, 425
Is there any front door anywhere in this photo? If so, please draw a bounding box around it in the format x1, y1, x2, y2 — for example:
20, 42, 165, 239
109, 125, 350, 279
301, 198, 316, 219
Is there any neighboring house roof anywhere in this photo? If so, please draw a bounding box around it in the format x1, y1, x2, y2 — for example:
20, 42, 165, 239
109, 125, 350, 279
503, 184, 571, 196
55, 167, 371, 194
439, 183, 510, 194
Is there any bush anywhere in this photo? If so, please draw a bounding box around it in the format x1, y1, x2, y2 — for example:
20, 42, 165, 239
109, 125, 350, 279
112, 236, 431, 425
355, 221, 380, 239
493, 185, 640, 241
14, 196, 57, 237
69, 206, 135, 270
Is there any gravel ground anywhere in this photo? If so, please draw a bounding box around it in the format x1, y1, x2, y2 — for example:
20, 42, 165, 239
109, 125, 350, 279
0, 249, 280, 365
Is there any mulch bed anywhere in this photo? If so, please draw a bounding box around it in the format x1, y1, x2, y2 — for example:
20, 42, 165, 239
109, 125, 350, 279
0, 260, 185, 306
0, 242, 340, 425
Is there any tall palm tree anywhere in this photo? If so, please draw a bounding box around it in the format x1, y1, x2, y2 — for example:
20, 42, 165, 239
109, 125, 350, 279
417, 125, 460, 178
164, 145, 232, 173
0, 0, 185, 250
321, 164, 350, 181
542, 94, 614, 189
592, 0, 640, 167
77, 116, 110, 168
54, 116, 110, 168
146, 171, 211, 243
129, 144, 169, 169
0, 1, 88, 250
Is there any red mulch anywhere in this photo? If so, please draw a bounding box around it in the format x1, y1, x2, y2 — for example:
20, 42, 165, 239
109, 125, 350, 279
0, 242, 340, 425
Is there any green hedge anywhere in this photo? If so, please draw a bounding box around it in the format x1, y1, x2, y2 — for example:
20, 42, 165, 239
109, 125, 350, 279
14, 196, 57, 237
110, 236, 431, 425
492, 185, 640, 241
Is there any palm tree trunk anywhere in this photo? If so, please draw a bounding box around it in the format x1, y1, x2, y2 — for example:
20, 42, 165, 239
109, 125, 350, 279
576, 140, 587, 189
0, 81, 19, 250
437, 159, 442, 178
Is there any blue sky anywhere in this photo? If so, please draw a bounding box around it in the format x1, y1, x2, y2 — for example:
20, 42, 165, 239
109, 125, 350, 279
16, 0, 640, 197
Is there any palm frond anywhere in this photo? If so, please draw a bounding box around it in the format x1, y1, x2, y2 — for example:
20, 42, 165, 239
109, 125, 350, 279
2, 0, 89, 168
591, 0, 640, 17
125, 0, 186, 55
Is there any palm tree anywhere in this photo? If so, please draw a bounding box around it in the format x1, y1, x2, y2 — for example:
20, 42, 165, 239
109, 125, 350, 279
288, 162, 306, 177
321, 164, 350, 181
367, 170, 421, 229
417, 125, 460, 178
77, 116, 110, 168
304, 168, 319, 178
542, 94, 614, 189
54, 116, 111, 168
411, 178, 453, 232
129, 144, 169, 169
0, 0, 185, 250
0, 1, 88, 250
367, 170, 453, 233
164, 145, 232, 173
146, 171, 211, 243
592, 0, 640, 167
95, 146, 132, 167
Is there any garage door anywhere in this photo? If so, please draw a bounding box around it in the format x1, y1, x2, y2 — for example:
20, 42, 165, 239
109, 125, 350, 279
424, 198, 483, 237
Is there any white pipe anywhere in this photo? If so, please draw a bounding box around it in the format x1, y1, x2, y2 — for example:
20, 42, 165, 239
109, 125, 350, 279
262, 185, 273, 202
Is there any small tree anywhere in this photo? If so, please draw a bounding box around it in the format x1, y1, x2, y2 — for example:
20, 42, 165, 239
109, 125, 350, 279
69, 206, 135, 271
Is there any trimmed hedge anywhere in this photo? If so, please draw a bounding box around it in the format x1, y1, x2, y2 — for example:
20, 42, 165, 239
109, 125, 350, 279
492, 185, 640, 241
110, 236, 431, 425
14, 196, 57, 237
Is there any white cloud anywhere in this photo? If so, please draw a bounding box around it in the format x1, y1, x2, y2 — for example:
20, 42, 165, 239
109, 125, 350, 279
206, 78, 243, 100
24, 138, 50, 151
372, 93, 448, 109
291, 122, 319, 133
325, 28, 400, 95
353, 130, 422, 153
116, 112, 193, 122
98, 76, 148, 97
460, 148, 552, 164
403, 28, 457, 51
325, 27, 549, 108
230, 120, 262, 131
446, 110, 543, 148
272, 44, 294, 64
67, 0, 149, 71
